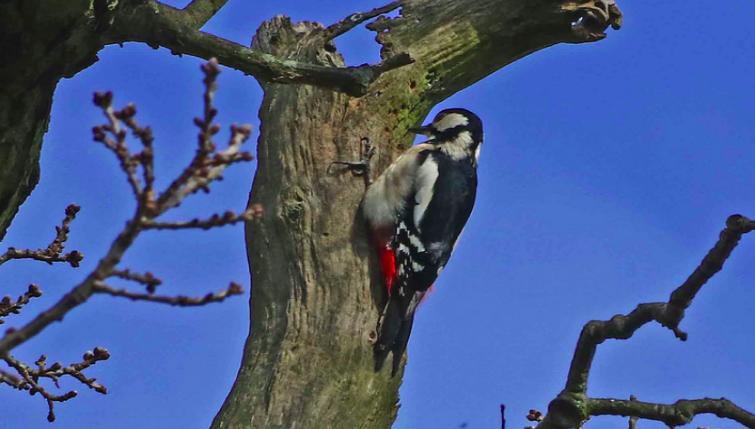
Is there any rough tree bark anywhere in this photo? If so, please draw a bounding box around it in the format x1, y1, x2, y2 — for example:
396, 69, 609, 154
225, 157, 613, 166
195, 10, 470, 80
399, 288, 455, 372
213, 2, 621, 428
0, 1, 103, 238
0, 1, 621, 428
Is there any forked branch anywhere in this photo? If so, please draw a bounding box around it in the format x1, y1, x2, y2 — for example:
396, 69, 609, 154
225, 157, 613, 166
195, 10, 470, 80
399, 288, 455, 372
0, 205, 83, 268
0, 59, 254, 421
93, 281, 243, 307
105, 1, 412, 96
3, 349, 110, 422
589, 397, 755, 428
537, 215, 755, 428
321, 1, 402, 40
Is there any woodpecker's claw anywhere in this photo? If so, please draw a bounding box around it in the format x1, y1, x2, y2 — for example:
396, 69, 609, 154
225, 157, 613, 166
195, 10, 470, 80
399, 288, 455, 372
328, 137, 375, 185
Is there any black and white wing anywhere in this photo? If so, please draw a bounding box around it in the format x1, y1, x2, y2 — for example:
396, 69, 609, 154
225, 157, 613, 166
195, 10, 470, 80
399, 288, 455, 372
394, 150, 478, 294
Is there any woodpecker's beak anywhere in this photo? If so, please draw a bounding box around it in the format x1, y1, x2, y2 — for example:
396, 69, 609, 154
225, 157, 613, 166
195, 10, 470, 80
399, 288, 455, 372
408, 124, 433, 136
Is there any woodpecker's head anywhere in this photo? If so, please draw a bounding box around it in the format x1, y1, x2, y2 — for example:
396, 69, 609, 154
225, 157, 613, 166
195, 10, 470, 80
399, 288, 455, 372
409, 108, 483, 145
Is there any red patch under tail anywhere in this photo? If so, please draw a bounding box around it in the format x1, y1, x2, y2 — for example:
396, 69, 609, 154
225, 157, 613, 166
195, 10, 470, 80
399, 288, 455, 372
378, 244, 396, 296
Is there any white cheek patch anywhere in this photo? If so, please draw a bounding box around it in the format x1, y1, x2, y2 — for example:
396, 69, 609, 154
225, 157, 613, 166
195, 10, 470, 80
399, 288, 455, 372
433, 113, 469, 131
441, 131, 475, 161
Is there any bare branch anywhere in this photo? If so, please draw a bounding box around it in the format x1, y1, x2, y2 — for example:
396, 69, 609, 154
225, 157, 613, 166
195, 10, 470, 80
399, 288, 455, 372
93, 93, 143, 199
117, 104, 157, 207
0, 284, 42, 324
322, 1, 402, 40
565, 215, 754, 396
156, 60, 254, 212
669, 214, 755, 311
2, 349, 109, 422
182, 0, 229, 28
143, 209, 255, 231
110, 269, 162, 294
0, 368, 23, 389
589, 397, 755, 428
0, 62, 250, 420
536, 215, 755, 429
93, 281, 243, 307
0, 205, 83, 268
105, 1, 412, 96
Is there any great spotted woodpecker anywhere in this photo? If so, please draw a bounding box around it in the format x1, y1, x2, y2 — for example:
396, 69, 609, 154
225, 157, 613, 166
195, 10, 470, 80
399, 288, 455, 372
362, 108, 483, 374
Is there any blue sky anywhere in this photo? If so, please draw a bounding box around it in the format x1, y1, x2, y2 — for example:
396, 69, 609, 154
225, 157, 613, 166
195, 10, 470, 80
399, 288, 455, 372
2, 1, 754, 428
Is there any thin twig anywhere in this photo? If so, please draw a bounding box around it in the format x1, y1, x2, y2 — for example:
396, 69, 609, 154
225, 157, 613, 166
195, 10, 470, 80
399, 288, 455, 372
564, 215, 755, 396
93, 281, 243, 307
322, 1, 402, 40
105, 1, 413, 96
110, 269, 162, 294
93, 93, 143, 199
590, 397, 755, 428
1, 351, 108, 422
0, 60, 251, 355
536, 215, 755, 429
0, 60, 252, 421
143, 209, 255, 231
0, 205, 83, 268
156, 60, 253, 212
0, 368, 23, 388
117, 104, 156, 209
0, 284, 42, 324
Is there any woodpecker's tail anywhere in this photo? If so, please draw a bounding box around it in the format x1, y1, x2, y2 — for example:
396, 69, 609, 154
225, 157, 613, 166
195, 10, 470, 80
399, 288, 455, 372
374, 291, 425, 376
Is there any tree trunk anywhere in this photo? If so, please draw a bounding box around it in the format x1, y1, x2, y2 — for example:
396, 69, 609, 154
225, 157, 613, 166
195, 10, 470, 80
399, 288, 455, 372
0, 1, 617, 427
213, 1, 617, 428
0, 0, 102, 239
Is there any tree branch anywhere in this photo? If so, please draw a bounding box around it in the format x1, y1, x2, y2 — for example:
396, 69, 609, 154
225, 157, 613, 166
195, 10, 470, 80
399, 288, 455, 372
589, 397, 755, 428
0, 59, 250, 355
0, 284, 42, 324
105, 1, 412, 96
322, 1, 402, 40
537, 214, 755, 429
0, 205, 83, 268
182, 0, 229, 28
2, 349, 110, 422
93, 281, 243, 307
143, 209, 255, 231
565, 215, 754, 396
0, 60, 252, 421
110, 268, 162, 293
